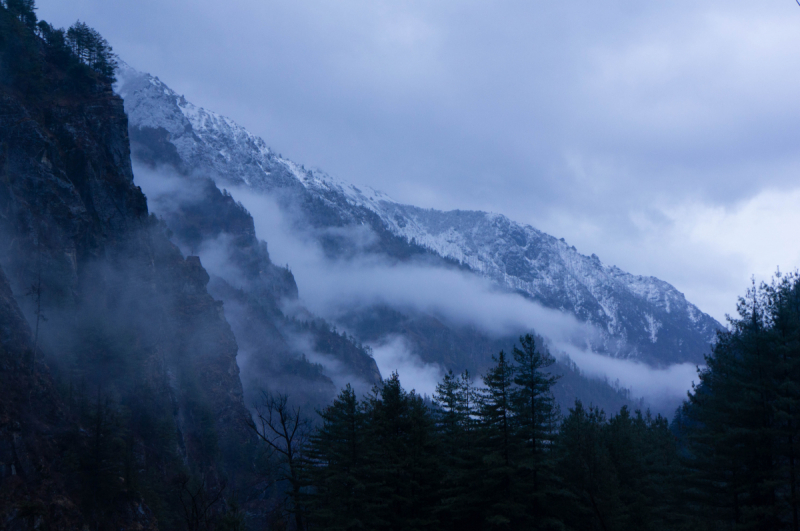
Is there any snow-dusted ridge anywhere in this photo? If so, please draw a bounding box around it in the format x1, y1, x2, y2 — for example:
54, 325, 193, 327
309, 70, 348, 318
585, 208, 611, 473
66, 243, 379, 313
117, 64, 722, 366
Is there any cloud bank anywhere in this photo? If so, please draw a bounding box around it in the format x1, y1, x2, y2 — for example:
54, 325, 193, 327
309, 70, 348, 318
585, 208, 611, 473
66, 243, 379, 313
132, 159, 704, 407
231, 186, 702, 406
556, 345, 699, 410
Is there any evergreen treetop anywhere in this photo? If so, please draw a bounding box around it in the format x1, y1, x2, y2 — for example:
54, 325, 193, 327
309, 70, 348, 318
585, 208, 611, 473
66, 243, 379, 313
66, 20, 117, 82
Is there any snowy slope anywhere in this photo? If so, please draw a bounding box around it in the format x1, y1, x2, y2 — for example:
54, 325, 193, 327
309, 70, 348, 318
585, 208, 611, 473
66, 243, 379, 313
117, 64, 721, 365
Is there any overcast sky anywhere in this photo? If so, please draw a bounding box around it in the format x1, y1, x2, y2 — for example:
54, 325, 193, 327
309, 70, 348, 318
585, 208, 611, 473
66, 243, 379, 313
36, 0, 800, 322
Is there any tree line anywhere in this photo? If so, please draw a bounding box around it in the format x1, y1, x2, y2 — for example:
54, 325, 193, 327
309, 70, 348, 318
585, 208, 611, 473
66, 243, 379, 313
1, 0, 117, 96
254, 273, 800, 531
675, 272, 800, 529
254, 335, 682, 530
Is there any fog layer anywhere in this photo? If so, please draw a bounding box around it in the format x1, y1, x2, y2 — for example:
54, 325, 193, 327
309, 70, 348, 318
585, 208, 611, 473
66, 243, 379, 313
230, 186, 702, 405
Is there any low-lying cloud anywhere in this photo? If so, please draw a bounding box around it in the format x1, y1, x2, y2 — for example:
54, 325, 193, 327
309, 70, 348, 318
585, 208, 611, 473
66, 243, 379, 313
555, 344, 699, 411
135, 164, 382, 403
368, 335, 443, 399
135, 164, 205, 213
230, 186, 702, 407
285, 329, 373, 396
231, 187, 591, 342
133, 163, 706, 408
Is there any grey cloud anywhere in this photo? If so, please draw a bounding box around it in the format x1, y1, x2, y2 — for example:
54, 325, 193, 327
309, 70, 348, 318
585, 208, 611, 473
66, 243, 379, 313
37, 1, 800, 207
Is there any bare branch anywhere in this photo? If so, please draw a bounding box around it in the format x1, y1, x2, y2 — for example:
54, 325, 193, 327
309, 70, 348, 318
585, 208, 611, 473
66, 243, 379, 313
248, 391, 310, 530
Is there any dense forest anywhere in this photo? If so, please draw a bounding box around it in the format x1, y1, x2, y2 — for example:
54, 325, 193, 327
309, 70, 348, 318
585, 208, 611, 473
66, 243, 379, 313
263, 272, 800, 531
3, 1, 800, 530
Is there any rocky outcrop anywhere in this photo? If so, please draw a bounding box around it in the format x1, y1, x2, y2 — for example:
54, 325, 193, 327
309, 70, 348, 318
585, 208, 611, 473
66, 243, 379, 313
0, 11, 259, 528
136, 156, 381, 404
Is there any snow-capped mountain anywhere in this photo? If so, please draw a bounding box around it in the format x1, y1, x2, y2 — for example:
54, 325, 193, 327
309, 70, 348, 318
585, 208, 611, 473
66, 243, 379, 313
116, 63, 721, 366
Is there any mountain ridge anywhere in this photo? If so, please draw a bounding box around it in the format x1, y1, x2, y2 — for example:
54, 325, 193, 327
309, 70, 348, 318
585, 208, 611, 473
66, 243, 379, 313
117, 63, 720, 367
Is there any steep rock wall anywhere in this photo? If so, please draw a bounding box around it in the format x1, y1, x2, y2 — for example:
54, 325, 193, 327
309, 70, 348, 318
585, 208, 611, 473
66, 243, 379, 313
0, 13, 258, 528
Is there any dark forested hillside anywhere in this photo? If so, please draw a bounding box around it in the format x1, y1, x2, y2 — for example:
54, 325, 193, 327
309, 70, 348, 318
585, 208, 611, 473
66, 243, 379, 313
0, 4, 257, 528
297, 285, 800, 530
291, 274, 800, 531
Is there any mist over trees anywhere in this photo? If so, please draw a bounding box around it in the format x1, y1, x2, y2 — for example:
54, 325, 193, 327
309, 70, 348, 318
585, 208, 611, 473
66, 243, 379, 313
294, 335, 683, 531
256, 275, 800, 530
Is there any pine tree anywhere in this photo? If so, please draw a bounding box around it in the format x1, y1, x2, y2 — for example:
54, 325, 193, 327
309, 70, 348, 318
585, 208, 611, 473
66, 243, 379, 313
363, 373, 440, 531
634, 410, 686, 530
405, 391, 441, 530
556, 401, 622, 531
305, 384, 369, 531
435, 370, 463, 448
557, 401, 686, 531
764, 273, 800, 530
509, 334, 560, 525
434, 370, 483, 530
478, 350, 526, 529
66, 20, 117, 82
5, 0, 36, 28
680, 279, 786, 529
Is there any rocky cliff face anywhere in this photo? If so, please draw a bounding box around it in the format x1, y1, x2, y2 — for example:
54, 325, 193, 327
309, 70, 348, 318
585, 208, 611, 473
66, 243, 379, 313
0, 265, 84, 530
0, 11, 259, 529
118, 68, 383, 405
0, 48, 252, 467
144, 171, 382, 406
